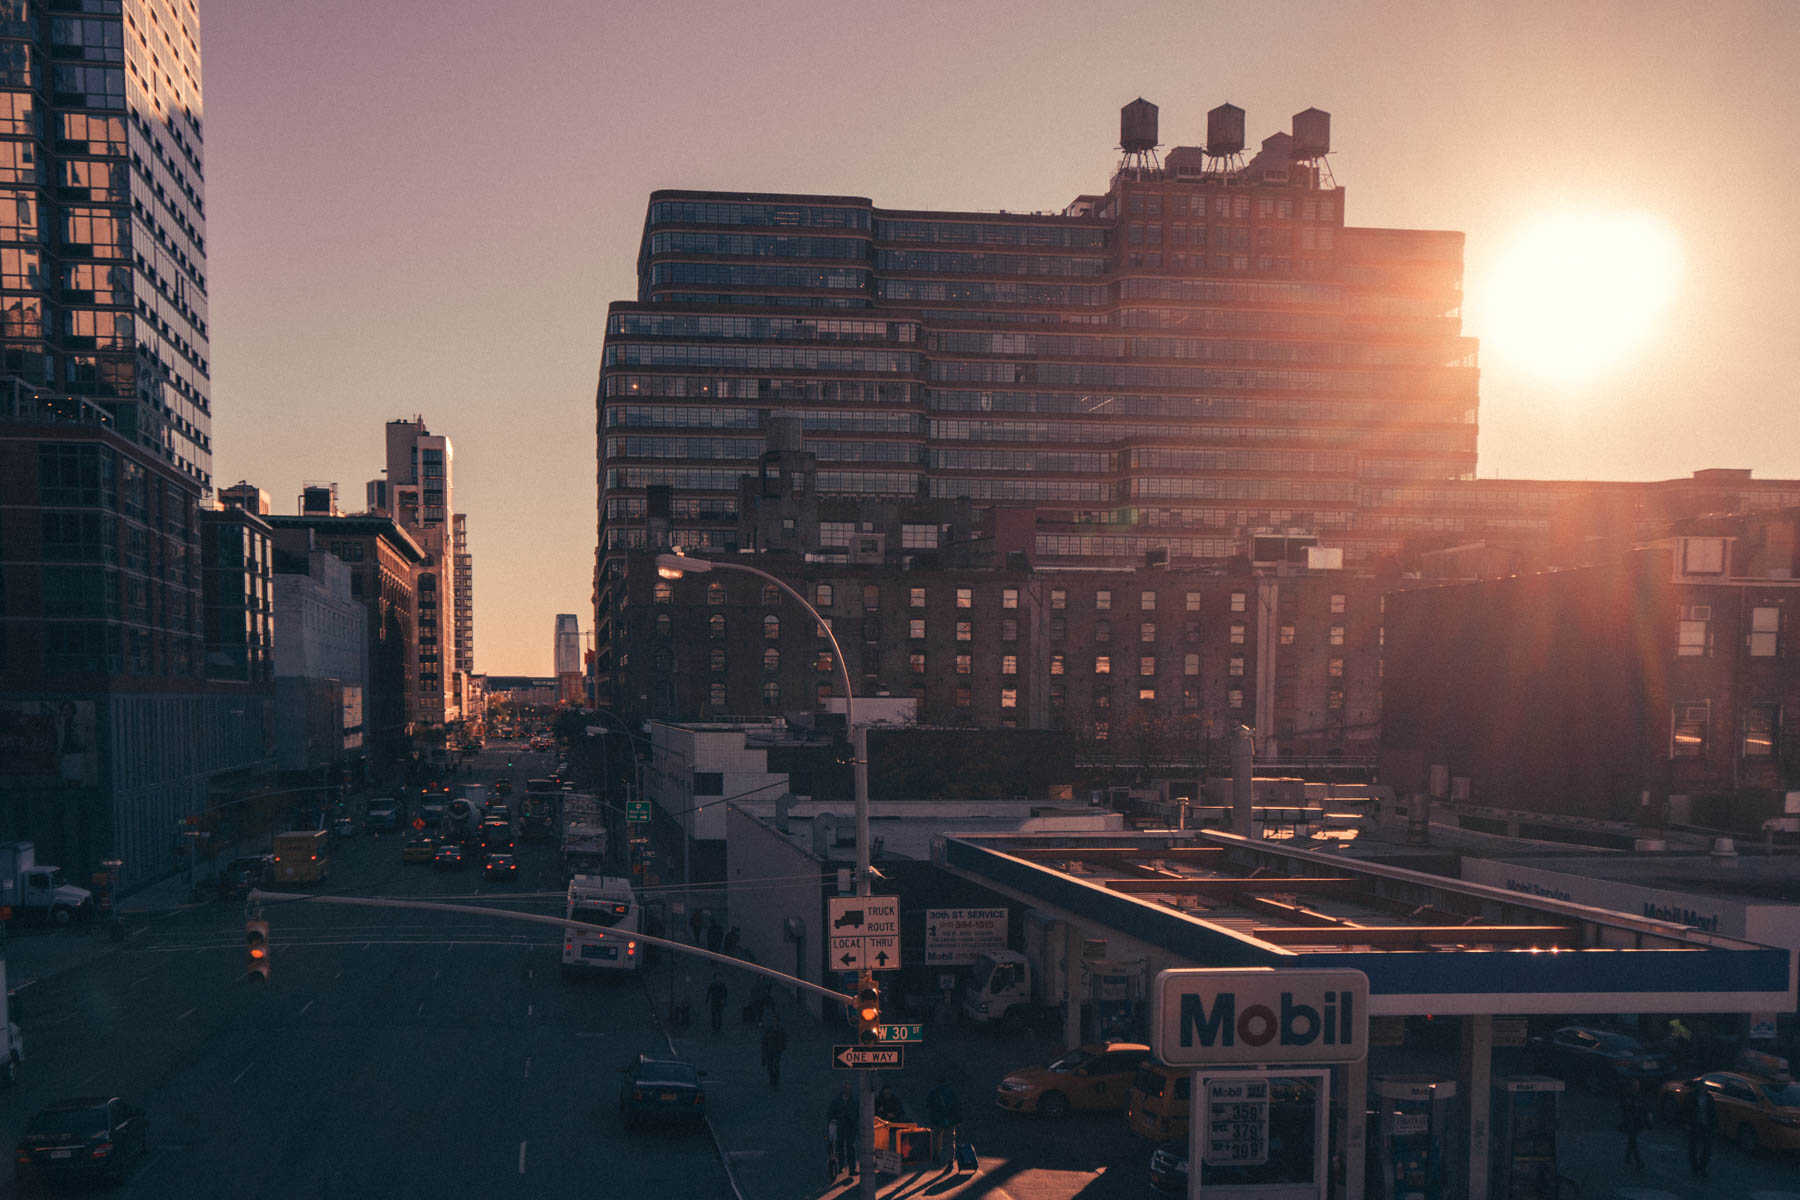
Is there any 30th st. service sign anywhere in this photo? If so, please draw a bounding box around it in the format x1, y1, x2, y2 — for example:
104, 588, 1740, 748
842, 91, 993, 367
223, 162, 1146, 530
1150, 967, 1370, 1067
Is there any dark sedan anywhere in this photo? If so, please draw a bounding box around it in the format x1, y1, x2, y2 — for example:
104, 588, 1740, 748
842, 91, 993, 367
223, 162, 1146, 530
1529, 1025, 1675, 1093
483, 853, 518, 882
16, 1097, 148, 1186
619, 1056, 707, 1128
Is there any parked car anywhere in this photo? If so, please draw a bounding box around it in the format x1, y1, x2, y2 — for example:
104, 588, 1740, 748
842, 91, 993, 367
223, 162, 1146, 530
1148, 1140, 1187, 1194
1658, 1071, 1800, 1154
1127, 1062, 1191, 1142
994, 1042, 1151, 1118
16, 1097, 148, 1186
618, 1055, 707, 1128
1528, 1025, 1675, 1093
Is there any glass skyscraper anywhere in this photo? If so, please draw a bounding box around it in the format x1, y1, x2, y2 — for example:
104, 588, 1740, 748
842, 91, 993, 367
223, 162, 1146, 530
0, 0, 211, 487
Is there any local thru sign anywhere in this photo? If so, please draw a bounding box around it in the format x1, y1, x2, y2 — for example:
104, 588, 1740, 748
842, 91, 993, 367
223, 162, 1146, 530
828, 896, 901, 971
1151, 967, 1370, 1067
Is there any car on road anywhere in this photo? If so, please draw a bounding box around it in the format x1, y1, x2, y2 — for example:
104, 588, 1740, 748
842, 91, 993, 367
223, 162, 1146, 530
994, 1042, 1151, 1118
1528, 1025, 1675, 1093
1658, 1070, 1800, 1153
221, 855, 274, 897
482, 799, 509, 819
364, 798, 400, 831
480, 823, 514, 853
493, 779, 512, 797
433, 844, 465, 870
1148, 1140, 1187, 1194
401, 836, 438, 864
618, 1055, 707, 1128
15, 1097, 148, 1186
331, 816, 356, 839
483, 853, 518, 882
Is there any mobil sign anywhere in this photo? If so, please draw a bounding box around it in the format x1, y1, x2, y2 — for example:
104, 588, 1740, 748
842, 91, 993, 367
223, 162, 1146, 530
1151, 967, 1370, 1067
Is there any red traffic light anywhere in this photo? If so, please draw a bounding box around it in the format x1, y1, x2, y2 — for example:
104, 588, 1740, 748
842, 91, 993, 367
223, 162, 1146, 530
246, 918, 270, 982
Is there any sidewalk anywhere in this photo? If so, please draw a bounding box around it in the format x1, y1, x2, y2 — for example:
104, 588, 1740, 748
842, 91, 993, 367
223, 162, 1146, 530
4, 867, 204, 990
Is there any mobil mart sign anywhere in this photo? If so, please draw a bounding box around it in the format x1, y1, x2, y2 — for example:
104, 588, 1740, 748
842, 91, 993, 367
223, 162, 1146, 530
1151, 967, 1370, 1067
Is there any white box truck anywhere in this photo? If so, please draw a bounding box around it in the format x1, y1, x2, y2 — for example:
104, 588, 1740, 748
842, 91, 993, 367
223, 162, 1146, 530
0, 843, 93, 925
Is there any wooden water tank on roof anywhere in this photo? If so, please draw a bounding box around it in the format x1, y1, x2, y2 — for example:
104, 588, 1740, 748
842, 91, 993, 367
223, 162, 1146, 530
1120, 98, 1159, 151
1207, 103, 1245, 156
1292, 107, 1332, 158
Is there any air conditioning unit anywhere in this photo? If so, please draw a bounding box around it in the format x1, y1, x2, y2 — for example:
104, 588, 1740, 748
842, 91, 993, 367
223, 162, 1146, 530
849, 533, 886, 565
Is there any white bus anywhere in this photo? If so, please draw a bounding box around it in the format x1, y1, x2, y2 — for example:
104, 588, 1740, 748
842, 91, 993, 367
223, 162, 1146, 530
562, 875, 641, 977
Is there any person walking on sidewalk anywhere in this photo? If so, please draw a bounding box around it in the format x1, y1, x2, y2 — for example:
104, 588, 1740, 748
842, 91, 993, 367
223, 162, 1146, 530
1685, 1082, 1716, 1176
689, 907, 706, 945
926, 1076, 963, 1165
1618, 1081, 1647, 1167
827, 1082, 858, 1181
705, 972, 728, 1035
760, 1013, 787, 1088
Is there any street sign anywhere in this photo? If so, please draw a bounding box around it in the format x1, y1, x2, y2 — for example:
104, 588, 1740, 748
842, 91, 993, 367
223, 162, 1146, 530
925, 907, 1007, 965
1151, 967, 1369, 1067
1204, 1076, 1270, 1166
833, 1045, 904, 1070
412, 817, 426, 831
626, 799, 650, 822
827, 896, 901, 971
872, 1024, 922, 1043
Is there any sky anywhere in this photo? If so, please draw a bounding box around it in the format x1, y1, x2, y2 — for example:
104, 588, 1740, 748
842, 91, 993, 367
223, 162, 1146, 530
200, 0, 1800, 675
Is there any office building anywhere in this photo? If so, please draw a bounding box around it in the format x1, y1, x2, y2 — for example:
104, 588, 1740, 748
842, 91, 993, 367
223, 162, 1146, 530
271, 539, 368, 784
593, 100, 1480, 692
553, 613, 582, 704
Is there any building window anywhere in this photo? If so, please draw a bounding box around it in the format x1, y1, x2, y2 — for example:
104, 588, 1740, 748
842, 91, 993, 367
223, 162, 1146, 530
1229, 623, 1245, 645
1050, 654, 1066, 676
955, 654, 972, 675
1681, 537, 1725, 576
1001, 618, 1018, 642
1000, 688, 1017, 709
819, 522, 854, 548
762, 584, 781, 607
1094, 685, 1111, 709
909, 587, 926, 608
1672, 702, 1709, 758
1750, 606, 1780, 657
654, 582, 673, 604
1327, 686, 1345, 711
863, 584, 880, 612
1139, 655, 1156, 676
709, 683, 726, 706
1184, 652, 1200, 676
1280, 624, 1295, 646
763, 614, 780, 640
1677, 607, 1711, 657
956, 587, 972, 609
1140, 590, 1157, 611
1183, 686, 1199, 710
817, 681, 835, 706
1095, 589, 1112, 611
1185, 591, 1201, 612
1228, 689, 1244, 710
707, 582, 726, 606
1093, 720, 1109, 741
1229, 655, 1245, 676
954, 685, 972, 708
655, 613, 672, 638
909, 652, 925, 675
1328, 625, 1345, 646
1050, 616, 1066, 641
1328, 657, 1344, 678
1330, 593, 1347, 614
1140, 621, 1156, 643
710, 649, 726, 672
1743, 703, 1779, 757
1095, 655, 1111, 675
816, 651, 835, 673
815, 583, 834, 609
763, 648, 780, 672
1095, 620, 1111, 643
1049, 683, 1065, 708
1049, 588, 1068, 612
1138, 686, 1156, 702
762, 681, 780, 706
1230, 591, 1246, 613
1001, 654, 1018, 676
709, 614, 725, 639
956, 620, 972, 642
901, 523, 939, 549
1002, 587, 1019, 610
910, 618, 925, 639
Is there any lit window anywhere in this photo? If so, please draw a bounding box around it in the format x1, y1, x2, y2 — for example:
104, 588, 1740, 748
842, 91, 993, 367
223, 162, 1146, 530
708, 614, 725, 639
1327, 687, 1344, 711
956, 587, 973, 609
1095, 655, 1111, 675
762, 584, 780, 607
1182, 686, 1199, 710
956, 621, 972, 642
1002, 588, 1019, 610
706, 582, 726, 606
763, 614, 780, 640
955, 654, 971, 675
1050, 654, 1066, 676
653, 582, 672, 604
909, 618, 925, 639
909, 652, 925, 674
1140, 622, 1156, 643
763, 648, 780, 672
1138, 686, 1156, 702
1230, 591, 1246, 613
1229, 624, 1245, 645
1750, 606, 1780, 657
1229, 655, 1244, 676
1742, 703, 1778, 757
1279, 624, 1295, 646
1050, 587, 1067, 610
1672, 703, 1708, 758
1001, 654, 1017, 676
1139, 656, 1156, 676
1184, 652, 1199, 676
1000, 688, 1017, 709
1227, 689, 1244, 710
1328, 625, 1345, 646
815, 651, 834, 673
1093, 720, 1109, 741
815, 583, 834, 608
710, 649, 726, 672
1329, 593, 1346, 615
1096, 590, 1112, 611
709, 683, 726, 706
1328, 657, 1344, 678
1140, 590, 1156, 611
1185, 591, 1201, 612
909, 587, 926, 608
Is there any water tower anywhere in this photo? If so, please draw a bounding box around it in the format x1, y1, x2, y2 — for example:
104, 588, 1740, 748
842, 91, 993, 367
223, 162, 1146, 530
1118, 98, 1160, 173
1205, 102, 1247, 174
1291, 107, 1335, 186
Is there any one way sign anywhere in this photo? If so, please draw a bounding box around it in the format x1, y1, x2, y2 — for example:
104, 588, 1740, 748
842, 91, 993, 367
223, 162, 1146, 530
827, 896, 901, 971
834, 1045, 904, 1070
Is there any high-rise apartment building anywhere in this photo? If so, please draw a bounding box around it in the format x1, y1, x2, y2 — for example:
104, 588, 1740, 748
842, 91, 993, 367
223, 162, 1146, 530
593, 101, 1480, 692
0, 0, 212, 488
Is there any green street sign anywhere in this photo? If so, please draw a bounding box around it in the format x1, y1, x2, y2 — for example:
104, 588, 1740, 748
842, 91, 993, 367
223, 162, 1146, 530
626, 800, 651, 822
873, 1024, 923, 1043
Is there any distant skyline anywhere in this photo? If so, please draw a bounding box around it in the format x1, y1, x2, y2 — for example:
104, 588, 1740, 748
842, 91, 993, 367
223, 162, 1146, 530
201, 1, 1800, 675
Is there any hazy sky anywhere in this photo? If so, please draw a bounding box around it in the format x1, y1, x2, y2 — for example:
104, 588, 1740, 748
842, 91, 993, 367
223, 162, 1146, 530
202, 0, 1800, 675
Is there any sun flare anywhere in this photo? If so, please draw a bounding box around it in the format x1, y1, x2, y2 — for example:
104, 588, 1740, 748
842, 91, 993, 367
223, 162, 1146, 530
1469, 211, 1683, 386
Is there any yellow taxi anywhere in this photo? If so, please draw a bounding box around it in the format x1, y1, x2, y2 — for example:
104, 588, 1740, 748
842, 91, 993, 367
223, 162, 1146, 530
1658, 1069, 1800, 1154
994, 1042, 1150, 1118
1127, 1061, 1191, 1141
401, 835, 438, 863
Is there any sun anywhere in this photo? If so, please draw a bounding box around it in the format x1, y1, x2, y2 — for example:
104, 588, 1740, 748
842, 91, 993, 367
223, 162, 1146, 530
1468, 210, 1683, 386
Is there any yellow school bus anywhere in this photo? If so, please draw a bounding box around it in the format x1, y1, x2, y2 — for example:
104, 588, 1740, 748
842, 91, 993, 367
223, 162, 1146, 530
272, 830, 330, 884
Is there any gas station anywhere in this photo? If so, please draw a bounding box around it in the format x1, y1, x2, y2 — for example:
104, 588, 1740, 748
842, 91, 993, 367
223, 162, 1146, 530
933, 828, 1796, 1200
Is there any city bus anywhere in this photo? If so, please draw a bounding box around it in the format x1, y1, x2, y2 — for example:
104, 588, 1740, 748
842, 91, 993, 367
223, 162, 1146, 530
562, 875, 640, 977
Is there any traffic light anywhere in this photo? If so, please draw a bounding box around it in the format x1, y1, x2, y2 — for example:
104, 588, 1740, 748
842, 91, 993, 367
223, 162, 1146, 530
854, 971, 881, 1043
246, 918, 270, 983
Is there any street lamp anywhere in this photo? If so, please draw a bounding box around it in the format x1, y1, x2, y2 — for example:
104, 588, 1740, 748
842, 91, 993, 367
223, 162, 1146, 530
656, 550, 875, 1195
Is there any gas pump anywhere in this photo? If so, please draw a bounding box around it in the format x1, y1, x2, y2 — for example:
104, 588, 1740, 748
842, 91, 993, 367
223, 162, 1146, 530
1490, 1076, 1564, 1200
1369, 1075, 1457, 1200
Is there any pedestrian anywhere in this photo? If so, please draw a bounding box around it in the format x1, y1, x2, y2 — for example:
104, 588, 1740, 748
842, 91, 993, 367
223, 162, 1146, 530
926, 1075, 963, 1165
874, 1083, 907, 1123
1619, 1081, 1647, 1167
723, 924, 741, 957
827, 1082, 858, 1181
707, 919, 724, 955
760, 1013, 788, 1088
706, 971, 727, 1034
689, 907, 706, 945
1685, 1081, 1716, 1176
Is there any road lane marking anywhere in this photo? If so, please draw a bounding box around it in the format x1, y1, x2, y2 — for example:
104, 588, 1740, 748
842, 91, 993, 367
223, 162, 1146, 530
78, 1069, 104, 1087
362, 943, 370, 951
576, 1032, 607, 1038
132, 974, 152, 987
415, 1002, 424, 1018
518, 1141, 527, 1175
232, 1062, 255, 1085
334, 969, 344, 979
524, 1056, 531, 1079
176, 1007, 196, 1023
433, 969, 441, 981
527, 1004, 533, 1017
298, 1000, 315, 1017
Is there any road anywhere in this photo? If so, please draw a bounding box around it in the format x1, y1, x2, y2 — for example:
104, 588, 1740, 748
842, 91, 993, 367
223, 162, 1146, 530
1, 742, 728, 1199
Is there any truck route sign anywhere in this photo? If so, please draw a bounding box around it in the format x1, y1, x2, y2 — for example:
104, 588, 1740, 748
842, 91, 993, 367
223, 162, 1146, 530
828, 896, 900, 971
1151, 967, 1369, 1067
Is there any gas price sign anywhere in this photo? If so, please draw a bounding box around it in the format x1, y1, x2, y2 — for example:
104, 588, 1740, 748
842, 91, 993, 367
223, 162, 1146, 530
1204, 1077, 1270, 1167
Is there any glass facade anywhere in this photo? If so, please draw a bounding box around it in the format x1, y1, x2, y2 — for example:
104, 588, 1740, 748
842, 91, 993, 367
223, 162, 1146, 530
0, 0, 210, 486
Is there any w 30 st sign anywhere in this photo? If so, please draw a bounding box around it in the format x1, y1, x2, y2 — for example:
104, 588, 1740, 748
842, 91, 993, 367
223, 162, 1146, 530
1150, 968, 1370, 1066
